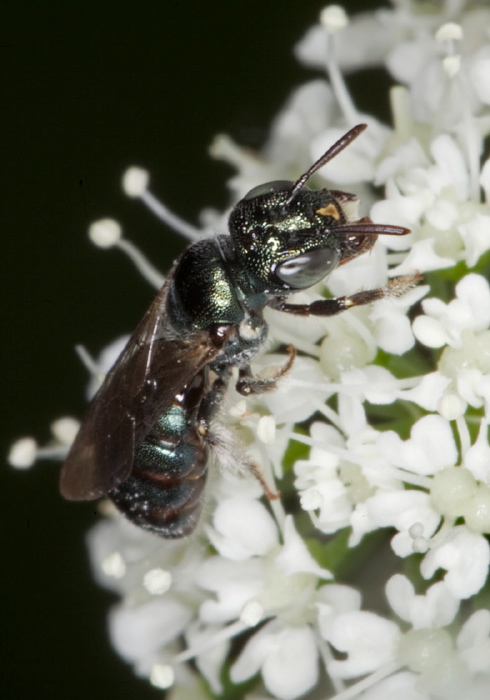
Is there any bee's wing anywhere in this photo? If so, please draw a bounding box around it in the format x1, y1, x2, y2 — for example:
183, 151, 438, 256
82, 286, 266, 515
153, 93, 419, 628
60, 280, 227, 501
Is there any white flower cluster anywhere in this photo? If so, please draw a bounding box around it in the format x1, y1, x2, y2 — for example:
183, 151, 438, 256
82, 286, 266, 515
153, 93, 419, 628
10, 2, 490, 698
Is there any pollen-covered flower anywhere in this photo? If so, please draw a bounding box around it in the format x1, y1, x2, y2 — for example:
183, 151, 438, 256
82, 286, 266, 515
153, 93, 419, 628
10, 2, 490, 699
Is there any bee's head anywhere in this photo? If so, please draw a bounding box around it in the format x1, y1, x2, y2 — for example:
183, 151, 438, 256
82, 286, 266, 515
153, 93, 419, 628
228, 125, 410, 296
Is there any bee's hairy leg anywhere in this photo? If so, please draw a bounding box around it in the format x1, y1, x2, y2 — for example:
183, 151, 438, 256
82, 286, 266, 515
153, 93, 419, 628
270, 272, 422, 317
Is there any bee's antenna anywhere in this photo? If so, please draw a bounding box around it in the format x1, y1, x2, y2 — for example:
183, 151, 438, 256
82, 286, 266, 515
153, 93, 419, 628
286, 123, 367, 205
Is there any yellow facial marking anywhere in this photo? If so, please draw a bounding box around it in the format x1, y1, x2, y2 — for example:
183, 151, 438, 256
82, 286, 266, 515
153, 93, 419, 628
316, 203, 341, 219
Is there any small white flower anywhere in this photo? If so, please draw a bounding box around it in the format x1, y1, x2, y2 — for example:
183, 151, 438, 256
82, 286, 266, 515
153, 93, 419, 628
323, 610, 400, 679
315, 583, 362, 638
438, 329, 490, 413
364, 489, 440, 557
385, 575, 459, 629
230, 620, 319, 700
369, 292, 422, 355
199, 512, 332, 699
397, 371, 452, 413
413, 274, 490, 349
420, 525, 490, 599
295, 421, 353, 534
376, 414, 458, 476
198, 557, 264, 625
109, 598, 192, 675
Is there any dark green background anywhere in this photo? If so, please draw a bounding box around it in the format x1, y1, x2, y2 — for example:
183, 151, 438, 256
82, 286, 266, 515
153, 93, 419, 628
3, 1, 387, 698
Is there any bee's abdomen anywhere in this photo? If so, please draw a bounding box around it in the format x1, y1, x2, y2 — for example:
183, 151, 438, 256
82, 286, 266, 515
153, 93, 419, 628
110, 404, 208, 537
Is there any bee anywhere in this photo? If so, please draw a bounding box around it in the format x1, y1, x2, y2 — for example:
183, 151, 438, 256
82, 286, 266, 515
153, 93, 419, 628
60, 124, 418, 537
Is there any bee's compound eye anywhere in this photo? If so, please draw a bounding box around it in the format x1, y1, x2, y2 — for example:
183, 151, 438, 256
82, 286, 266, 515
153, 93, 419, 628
243, 180, 294, 201
274, 248, 339, 289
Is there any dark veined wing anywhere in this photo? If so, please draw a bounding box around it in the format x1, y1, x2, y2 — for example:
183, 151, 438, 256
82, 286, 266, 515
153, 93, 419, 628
60, 279, 228, 501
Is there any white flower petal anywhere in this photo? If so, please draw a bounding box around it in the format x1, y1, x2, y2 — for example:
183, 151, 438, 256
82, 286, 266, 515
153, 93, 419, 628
349, 502, 377, 546
430, 135, 469, 201
197, 557, 264, 624
387, 39, 435, 84
371, 193, 423, 230
230, 619, 279, 683
295, 12, 397, 73
390, 239, 454, 276
364, 489, 440, 557
458, 215, 490, 267
375, 138, 429, 186
325, 611, 400, 679
372, 306, 415, 354
457, 609, 490, 674
412, 315, 450, 348
266, 80, 336, 165
109, 599, 191, 674
420, 526, 490, 599
231, 621, 319, 700
400, 371, 451, 411
186, 622, 228, 695
469, 48, 490, 104
425, 199, 458, 231
316, 584, 362, 638
385, 574, 416, 623
275, 516, 332, 580
465, 420, 490, 483
339, 365, 399, 405
309, 480, 352, 534
405, 415, 458, 474
261, 625, 319, 700
454, 274, 490, 332
377, 415, 457, 475
386, 575, 459, 629
337, 393, 367, 437
207, 498, 278, 561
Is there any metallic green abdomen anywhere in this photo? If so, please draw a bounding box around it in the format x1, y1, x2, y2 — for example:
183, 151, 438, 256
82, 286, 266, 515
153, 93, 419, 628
110, 404, 208, 537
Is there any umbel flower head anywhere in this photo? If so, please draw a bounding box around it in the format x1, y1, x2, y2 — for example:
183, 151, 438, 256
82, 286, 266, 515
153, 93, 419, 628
9, 2, 490, 698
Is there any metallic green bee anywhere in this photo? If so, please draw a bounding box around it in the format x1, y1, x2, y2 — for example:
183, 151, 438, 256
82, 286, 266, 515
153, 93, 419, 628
61, 124, 417, 537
